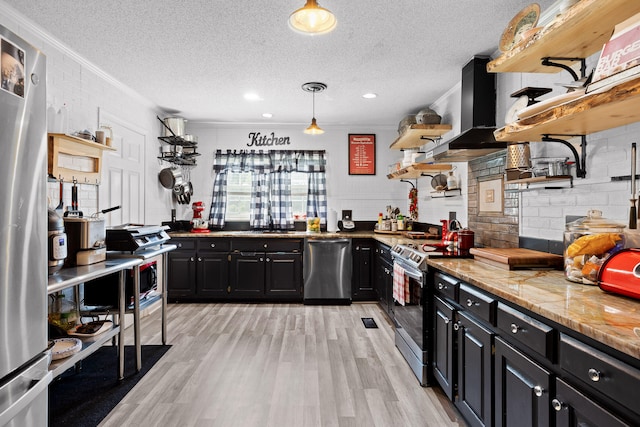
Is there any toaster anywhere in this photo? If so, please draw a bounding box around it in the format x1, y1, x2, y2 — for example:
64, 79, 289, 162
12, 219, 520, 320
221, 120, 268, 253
598, 248, 640, 299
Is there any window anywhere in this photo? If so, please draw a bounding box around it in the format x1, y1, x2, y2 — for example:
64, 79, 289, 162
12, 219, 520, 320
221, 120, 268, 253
225, 171, 309, 221
290, 172, 308, 218
225, 172, 251, 221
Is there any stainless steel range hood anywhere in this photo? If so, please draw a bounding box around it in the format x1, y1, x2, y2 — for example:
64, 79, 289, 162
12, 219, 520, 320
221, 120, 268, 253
422, 56, 506, 162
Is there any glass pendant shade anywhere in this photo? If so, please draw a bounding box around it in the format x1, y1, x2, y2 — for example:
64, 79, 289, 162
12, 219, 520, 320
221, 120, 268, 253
304, 118, 324, 135
289, 0, 337, 35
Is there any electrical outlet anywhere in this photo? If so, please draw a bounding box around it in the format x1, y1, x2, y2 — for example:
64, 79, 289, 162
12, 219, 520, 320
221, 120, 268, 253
449, 211, 457, 221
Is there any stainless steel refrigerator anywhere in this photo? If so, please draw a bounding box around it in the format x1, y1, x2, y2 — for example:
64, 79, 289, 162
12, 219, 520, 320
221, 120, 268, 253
0, 24, 52, 426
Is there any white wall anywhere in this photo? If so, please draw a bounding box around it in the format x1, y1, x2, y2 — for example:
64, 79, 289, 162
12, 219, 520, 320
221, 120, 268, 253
179, 123, 407, 222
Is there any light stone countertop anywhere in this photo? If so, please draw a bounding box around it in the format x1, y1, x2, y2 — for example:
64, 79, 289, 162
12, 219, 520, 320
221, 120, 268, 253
427, 257, 640, 361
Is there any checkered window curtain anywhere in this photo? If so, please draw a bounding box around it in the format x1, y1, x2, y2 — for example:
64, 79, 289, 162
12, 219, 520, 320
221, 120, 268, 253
209, 149, 326, 228
297, 151, 327, 226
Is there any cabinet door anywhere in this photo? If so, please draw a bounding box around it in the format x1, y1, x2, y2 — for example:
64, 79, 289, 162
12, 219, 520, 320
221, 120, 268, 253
553, 378, 630, 427
265, 252, 302, 300
167, 251, 196, 298
352, 239, 376, 301
456, 310, 495, 427
433, 296, 456, 401
197, 252, 229, 298
495, 336, 551, 427
229, 253, 265, 299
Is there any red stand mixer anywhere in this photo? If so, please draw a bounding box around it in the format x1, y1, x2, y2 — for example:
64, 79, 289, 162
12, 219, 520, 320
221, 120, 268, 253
190, 201, 209, 233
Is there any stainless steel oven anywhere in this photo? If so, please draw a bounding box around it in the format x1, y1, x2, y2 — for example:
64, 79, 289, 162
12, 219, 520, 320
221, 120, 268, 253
391, 247, 431, 386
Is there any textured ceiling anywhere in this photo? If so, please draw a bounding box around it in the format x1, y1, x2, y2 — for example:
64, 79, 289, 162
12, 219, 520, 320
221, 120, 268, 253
4, 0, 556, 126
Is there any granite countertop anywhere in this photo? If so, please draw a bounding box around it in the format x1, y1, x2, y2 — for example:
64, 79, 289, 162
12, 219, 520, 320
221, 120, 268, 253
427, 257, 640, 361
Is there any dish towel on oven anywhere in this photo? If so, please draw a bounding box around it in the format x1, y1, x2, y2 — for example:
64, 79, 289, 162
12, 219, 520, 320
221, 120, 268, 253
393, 262, 408, 306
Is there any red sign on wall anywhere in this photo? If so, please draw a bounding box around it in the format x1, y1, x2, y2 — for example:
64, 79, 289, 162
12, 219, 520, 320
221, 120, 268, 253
348, 134, 376, 175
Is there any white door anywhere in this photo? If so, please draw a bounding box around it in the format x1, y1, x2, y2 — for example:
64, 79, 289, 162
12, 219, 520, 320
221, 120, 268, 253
98, 108, 146, 226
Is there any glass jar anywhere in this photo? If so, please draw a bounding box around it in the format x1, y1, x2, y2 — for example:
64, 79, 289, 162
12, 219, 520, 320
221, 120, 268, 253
564, 210, 625, 284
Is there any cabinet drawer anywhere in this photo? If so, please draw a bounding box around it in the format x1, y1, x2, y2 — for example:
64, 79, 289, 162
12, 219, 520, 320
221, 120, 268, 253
459, 283, 496, 325
197, 238, 231, 252
560, 333, 640, 416
171, 238, 196, 251
497, 302, 555, 361
433, 272, 458, 302
232, 238, 302, 252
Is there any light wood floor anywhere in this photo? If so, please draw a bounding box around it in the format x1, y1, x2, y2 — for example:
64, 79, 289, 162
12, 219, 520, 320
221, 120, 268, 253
101, 303, 464, 427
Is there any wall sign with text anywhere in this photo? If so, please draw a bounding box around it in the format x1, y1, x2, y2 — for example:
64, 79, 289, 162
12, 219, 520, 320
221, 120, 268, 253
348, 134, 376, 175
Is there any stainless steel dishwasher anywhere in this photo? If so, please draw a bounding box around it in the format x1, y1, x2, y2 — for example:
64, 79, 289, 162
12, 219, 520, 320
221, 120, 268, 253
303, 238, 352, 304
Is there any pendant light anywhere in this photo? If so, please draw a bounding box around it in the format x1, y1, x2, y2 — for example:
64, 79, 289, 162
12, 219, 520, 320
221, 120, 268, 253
302, 82, 326, 135
289, 0, 337, 35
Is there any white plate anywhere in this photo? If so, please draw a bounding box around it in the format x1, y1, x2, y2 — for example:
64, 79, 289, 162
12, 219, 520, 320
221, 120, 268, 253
516, 89, 586, 119
51, 337, 82, 360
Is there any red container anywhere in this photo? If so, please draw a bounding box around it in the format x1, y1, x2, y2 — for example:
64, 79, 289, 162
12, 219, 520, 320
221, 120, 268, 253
598, 248, 640, 300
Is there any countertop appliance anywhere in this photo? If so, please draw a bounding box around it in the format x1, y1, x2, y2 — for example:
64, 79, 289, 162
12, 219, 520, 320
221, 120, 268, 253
0, 24, 52, 426
105, 224, 171, 252
390, 242, 471, 386
48, 209, 67, 274
63, 213, 106, 266
303, 238, 352, 304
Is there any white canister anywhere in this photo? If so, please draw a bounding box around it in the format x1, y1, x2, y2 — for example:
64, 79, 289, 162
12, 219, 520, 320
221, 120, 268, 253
327, 209, 338, 232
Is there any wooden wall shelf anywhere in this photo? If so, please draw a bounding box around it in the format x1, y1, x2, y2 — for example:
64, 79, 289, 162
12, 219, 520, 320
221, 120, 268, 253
387, 163, 452, 180
494, 76, 640, 142
389, 124, 452, 150
487, 0, 640, 74
48, 133, 115, 184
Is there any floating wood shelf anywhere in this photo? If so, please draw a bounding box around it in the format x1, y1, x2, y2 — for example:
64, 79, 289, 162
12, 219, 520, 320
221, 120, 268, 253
389, 124, 452, 150
487, 0, 640, 74
494, 76, 640, 142
48, 133, 115, 184
505, 175, 573, 189
387, 163, 452, 180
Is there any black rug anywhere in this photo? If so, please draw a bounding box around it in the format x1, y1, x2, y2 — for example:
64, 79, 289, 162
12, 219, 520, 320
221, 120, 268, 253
49, 344, 171, 427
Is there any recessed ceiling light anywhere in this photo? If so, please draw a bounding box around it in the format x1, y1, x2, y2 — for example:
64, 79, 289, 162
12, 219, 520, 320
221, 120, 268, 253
244, 93, 262, 101
262, 113, 273, 118
362, 93, 377, 99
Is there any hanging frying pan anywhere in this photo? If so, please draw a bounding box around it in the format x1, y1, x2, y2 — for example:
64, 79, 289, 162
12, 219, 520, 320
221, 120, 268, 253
431, 173, 448, 191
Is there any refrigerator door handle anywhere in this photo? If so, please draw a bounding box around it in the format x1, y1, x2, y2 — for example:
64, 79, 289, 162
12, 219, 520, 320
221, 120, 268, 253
0, 355, 52, 426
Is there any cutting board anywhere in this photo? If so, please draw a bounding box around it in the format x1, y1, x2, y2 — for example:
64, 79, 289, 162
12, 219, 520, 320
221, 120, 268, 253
469, 247, 563, 270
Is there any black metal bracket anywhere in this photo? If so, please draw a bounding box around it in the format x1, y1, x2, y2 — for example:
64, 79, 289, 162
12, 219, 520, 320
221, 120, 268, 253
541, 57, 587, 81
542, 134, 587, 178
400, 179, 416, 188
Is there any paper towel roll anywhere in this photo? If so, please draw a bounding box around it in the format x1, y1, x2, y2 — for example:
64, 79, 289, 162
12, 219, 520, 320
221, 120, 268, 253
327, 209, 338, 232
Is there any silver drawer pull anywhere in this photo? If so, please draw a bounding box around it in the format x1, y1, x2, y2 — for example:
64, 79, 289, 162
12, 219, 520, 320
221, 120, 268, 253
198, 257, 202, 262
453, 321, 462, 331
263, 243, 268, 248
260, 257, 264, 262
510, 323, 520, 334
588, 368, 601, 382
466, 299, 479, 307
210, 243, 216, 248
178, 243, 183, 248
534, 386, 544, 397
551, 399, 563, 411
443, 317, 450, 324
190, 257, 194, 262
266, 257, 270, 262
438, 283, 445, 290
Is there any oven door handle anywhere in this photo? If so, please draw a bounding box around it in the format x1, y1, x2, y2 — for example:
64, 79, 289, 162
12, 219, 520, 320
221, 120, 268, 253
393, 261, 424, 282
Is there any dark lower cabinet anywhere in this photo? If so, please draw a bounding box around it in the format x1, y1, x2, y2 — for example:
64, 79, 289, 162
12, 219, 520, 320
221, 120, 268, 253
229, 252, 265, 299
375, 243, 393, 317
265, 252, 302, 300
433, 296, 456, 400
167, 245, 197, 299
494, 336, 551, 427
553, 378, 629, 427
168, 238, 230, 300
352, 238, 376, 301
456, 310, 495, 427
